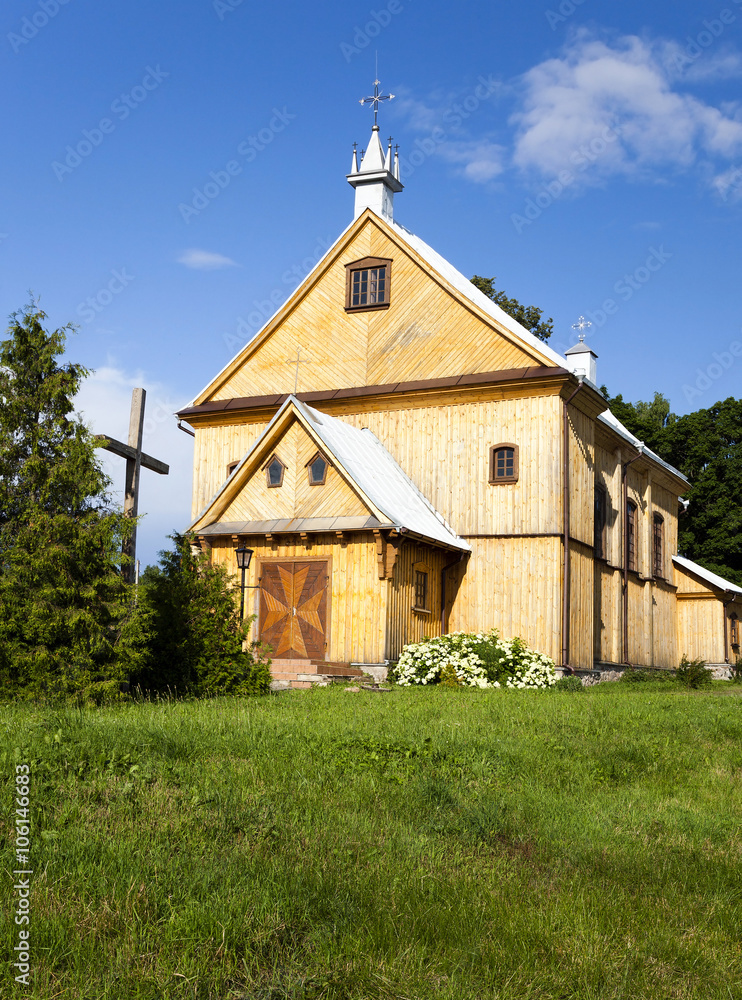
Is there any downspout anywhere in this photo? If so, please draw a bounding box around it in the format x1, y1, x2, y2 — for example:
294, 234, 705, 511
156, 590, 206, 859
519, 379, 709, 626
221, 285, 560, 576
561, 379, 584, 669
621, 446, 644, 665
722, 593, 735, 664
177, 420, 196, 438
441, 551, 466, 633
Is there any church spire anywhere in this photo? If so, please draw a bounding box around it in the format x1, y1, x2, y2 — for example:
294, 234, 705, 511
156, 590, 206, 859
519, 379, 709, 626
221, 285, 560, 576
346, 78, 403, 221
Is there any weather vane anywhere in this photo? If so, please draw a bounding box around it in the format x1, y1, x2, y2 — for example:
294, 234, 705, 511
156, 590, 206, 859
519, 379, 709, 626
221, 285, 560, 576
359, 78, 395, 128
571, 315, 593, 343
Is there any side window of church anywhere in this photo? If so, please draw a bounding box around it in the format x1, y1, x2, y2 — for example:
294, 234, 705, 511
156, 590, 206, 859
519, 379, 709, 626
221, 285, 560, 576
345, 257, 392, 312
731, 614, 740, 650
263, 454, 286, 488
414, 570, 429, 611
653, 514, 664, 578
489, 444, 518, 484
627, 500, 638, 572
594, 486, 607, 559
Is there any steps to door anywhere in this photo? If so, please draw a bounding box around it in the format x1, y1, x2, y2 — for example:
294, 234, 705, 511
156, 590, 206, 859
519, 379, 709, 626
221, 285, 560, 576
269, 658, 365, 690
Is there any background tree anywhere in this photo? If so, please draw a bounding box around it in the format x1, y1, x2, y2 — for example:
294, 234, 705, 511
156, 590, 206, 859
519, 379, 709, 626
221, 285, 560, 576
602, 389, 742, 586
470, 275, 554, 342
134, 533, 271, 697
0, 303, 143, 699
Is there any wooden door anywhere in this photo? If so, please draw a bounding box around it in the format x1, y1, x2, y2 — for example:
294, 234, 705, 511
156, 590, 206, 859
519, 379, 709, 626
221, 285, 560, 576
259, 560, 328, 659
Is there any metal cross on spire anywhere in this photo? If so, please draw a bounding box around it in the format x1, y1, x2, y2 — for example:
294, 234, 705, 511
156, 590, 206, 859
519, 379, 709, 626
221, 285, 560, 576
359, 78, 395, 128
571, 315, 593, 343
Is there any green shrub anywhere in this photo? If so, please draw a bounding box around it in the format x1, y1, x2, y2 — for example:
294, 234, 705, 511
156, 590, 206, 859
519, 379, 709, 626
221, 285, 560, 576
732, 657, 742, 684
620, 668, 672, 684
553, 675, 583, 692
676, 655, 712, 689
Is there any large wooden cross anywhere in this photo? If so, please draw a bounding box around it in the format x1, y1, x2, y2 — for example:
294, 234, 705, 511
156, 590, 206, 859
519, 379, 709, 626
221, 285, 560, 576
95, 388, 169, 584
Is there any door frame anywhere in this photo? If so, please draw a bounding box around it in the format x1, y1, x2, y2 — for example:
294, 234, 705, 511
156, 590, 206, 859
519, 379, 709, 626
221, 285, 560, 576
257, 555, 333, 660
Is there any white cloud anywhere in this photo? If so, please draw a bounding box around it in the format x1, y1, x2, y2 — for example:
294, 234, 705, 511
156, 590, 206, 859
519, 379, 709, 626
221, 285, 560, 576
511, 34, 742, 186
712, 164, 742, 202
177, 249, 239, 271
438, 140, 505, 183
74, 365, 195, 570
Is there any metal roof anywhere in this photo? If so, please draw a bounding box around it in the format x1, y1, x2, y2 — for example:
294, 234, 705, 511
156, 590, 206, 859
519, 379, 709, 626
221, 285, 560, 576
673, 555, 742, 595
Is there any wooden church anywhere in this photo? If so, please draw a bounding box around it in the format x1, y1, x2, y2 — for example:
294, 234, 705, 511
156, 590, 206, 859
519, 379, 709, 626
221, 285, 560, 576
177, 98, 737, 682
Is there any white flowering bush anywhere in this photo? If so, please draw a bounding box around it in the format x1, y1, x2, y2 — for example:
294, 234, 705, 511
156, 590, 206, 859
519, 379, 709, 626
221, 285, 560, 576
393, 630, 557, 690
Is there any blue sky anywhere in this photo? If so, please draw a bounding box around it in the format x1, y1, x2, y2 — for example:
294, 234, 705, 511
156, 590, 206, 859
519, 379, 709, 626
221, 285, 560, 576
3, 0, 742, 567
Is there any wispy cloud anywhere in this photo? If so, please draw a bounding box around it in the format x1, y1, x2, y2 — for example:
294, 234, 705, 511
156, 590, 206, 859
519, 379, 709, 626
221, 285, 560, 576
511, 33, 742, 188
177, 248, 239, 270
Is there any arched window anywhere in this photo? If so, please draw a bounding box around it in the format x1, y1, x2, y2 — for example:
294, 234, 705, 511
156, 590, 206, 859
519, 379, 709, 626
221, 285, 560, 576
489, 444, 519, 484
730, 613, 739, 650
263, 453, 286, 488
653, 514, 664, 578
627, 500, 637, 573
594, 485, 607, 559
227, 460, 240, 478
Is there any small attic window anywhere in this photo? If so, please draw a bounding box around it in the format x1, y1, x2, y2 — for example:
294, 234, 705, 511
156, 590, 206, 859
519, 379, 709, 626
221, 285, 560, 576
345, 257, 392, 312
227, 460, 240, 478
263, 454, 286, 488
306, 452, 329, 486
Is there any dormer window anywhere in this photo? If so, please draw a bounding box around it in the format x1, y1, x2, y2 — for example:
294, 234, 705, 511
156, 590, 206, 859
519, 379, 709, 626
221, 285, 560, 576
227, 460, 239, 478
263, 454, 286, 488
307, 452, 329, 486
489, 444, 519, 484
345, 257, 392, 312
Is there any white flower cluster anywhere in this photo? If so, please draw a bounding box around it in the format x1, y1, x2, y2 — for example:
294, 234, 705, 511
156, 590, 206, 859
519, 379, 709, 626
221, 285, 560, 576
394, 630, 557, 690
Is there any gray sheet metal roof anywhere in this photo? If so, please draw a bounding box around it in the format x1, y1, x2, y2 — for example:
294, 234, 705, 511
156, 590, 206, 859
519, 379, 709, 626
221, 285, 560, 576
673, 555, 742, 595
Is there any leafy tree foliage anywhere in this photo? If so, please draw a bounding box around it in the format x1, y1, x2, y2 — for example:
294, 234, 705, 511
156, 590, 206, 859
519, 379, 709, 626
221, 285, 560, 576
470, 275, 554, 342
0, 303, 143, 699
602, 390, 742, 586
134, 533, 271, 697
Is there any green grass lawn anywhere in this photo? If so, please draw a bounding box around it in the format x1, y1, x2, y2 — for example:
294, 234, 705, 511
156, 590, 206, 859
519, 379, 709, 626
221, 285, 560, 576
2, 683, 742, 999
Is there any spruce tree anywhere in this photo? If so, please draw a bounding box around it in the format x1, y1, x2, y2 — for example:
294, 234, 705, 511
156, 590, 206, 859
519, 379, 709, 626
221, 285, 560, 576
0, 303, 143, 699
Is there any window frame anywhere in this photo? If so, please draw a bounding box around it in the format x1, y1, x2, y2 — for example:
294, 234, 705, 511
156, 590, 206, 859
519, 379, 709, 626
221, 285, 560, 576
627, 500, 638, 573
344, 256, 392, 313
594, 485, 607, 559
262, 453, 287, 489
305, 451, 330, 487
731, 613, 740, 650
227, 460, 240, 478
652, 513, 664, 579
489, 444, 519, 485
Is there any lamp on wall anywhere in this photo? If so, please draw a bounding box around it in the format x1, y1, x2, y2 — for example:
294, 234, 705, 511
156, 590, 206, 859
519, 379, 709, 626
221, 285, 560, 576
235, 545, 255, 620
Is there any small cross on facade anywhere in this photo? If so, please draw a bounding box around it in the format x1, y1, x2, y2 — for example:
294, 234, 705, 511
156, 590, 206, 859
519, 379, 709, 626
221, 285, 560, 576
286, 347, 311, 394
571, 315, 593, 342
95, 388, 169, 584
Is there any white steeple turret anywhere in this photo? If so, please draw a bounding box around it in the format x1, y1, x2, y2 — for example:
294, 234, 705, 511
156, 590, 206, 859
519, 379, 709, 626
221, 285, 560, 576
350, 143, 359, 175
347, 79, 404, 221
565, 316, 598, 384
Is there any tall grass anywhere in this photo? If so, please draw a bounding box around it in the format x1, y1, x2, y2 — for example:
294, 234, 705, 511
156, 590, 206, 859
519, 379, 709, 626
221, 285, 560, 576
2, 684, 741, 999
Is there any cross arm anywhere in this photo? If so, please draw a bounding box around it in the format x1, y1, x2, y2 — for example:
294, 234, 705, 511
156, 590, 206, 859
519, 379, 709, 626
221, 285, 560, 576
95, 436, 170, 475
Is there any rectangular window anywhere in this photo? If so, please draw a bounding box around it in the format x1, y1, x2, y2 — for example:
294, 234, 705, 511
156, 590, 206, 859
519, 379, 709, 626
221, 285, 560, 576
627, 501, 637, 573
414, 570, 428, 611
653, 514, 664, 578
352, 266, 386, 307
731, 615, 739, 648
594, 486, 607, 559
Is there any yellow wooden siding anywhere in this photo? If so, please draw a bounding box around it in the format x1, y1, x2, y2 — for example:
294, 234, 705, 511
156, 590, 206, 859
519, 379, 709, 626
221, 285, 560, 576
447, 537, 562, 664
386, 543, 447, 660
567, 406, 595, 548
652, 582, 678, 668
209, 534, 387, 663
191, 420, 270, 519
220, 420, 369, 524
594, 443, 623, 568
674, 563, 716, 595
569, 543, 594, 669
208, 216, 549, 402
338, 395, 563, 536
677, 598, 724, 663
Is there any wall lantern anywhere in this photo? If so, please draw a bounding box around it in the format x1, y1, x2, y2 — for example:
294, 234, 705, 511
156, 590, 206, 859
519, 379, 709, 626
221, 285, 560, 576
235, 545, 255, 619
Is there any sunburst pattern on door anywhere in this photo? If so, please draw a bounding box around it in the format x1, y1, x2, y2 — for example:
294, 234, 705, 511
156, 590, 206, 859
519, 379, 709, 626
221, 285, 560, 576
259, 561, 328, 659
